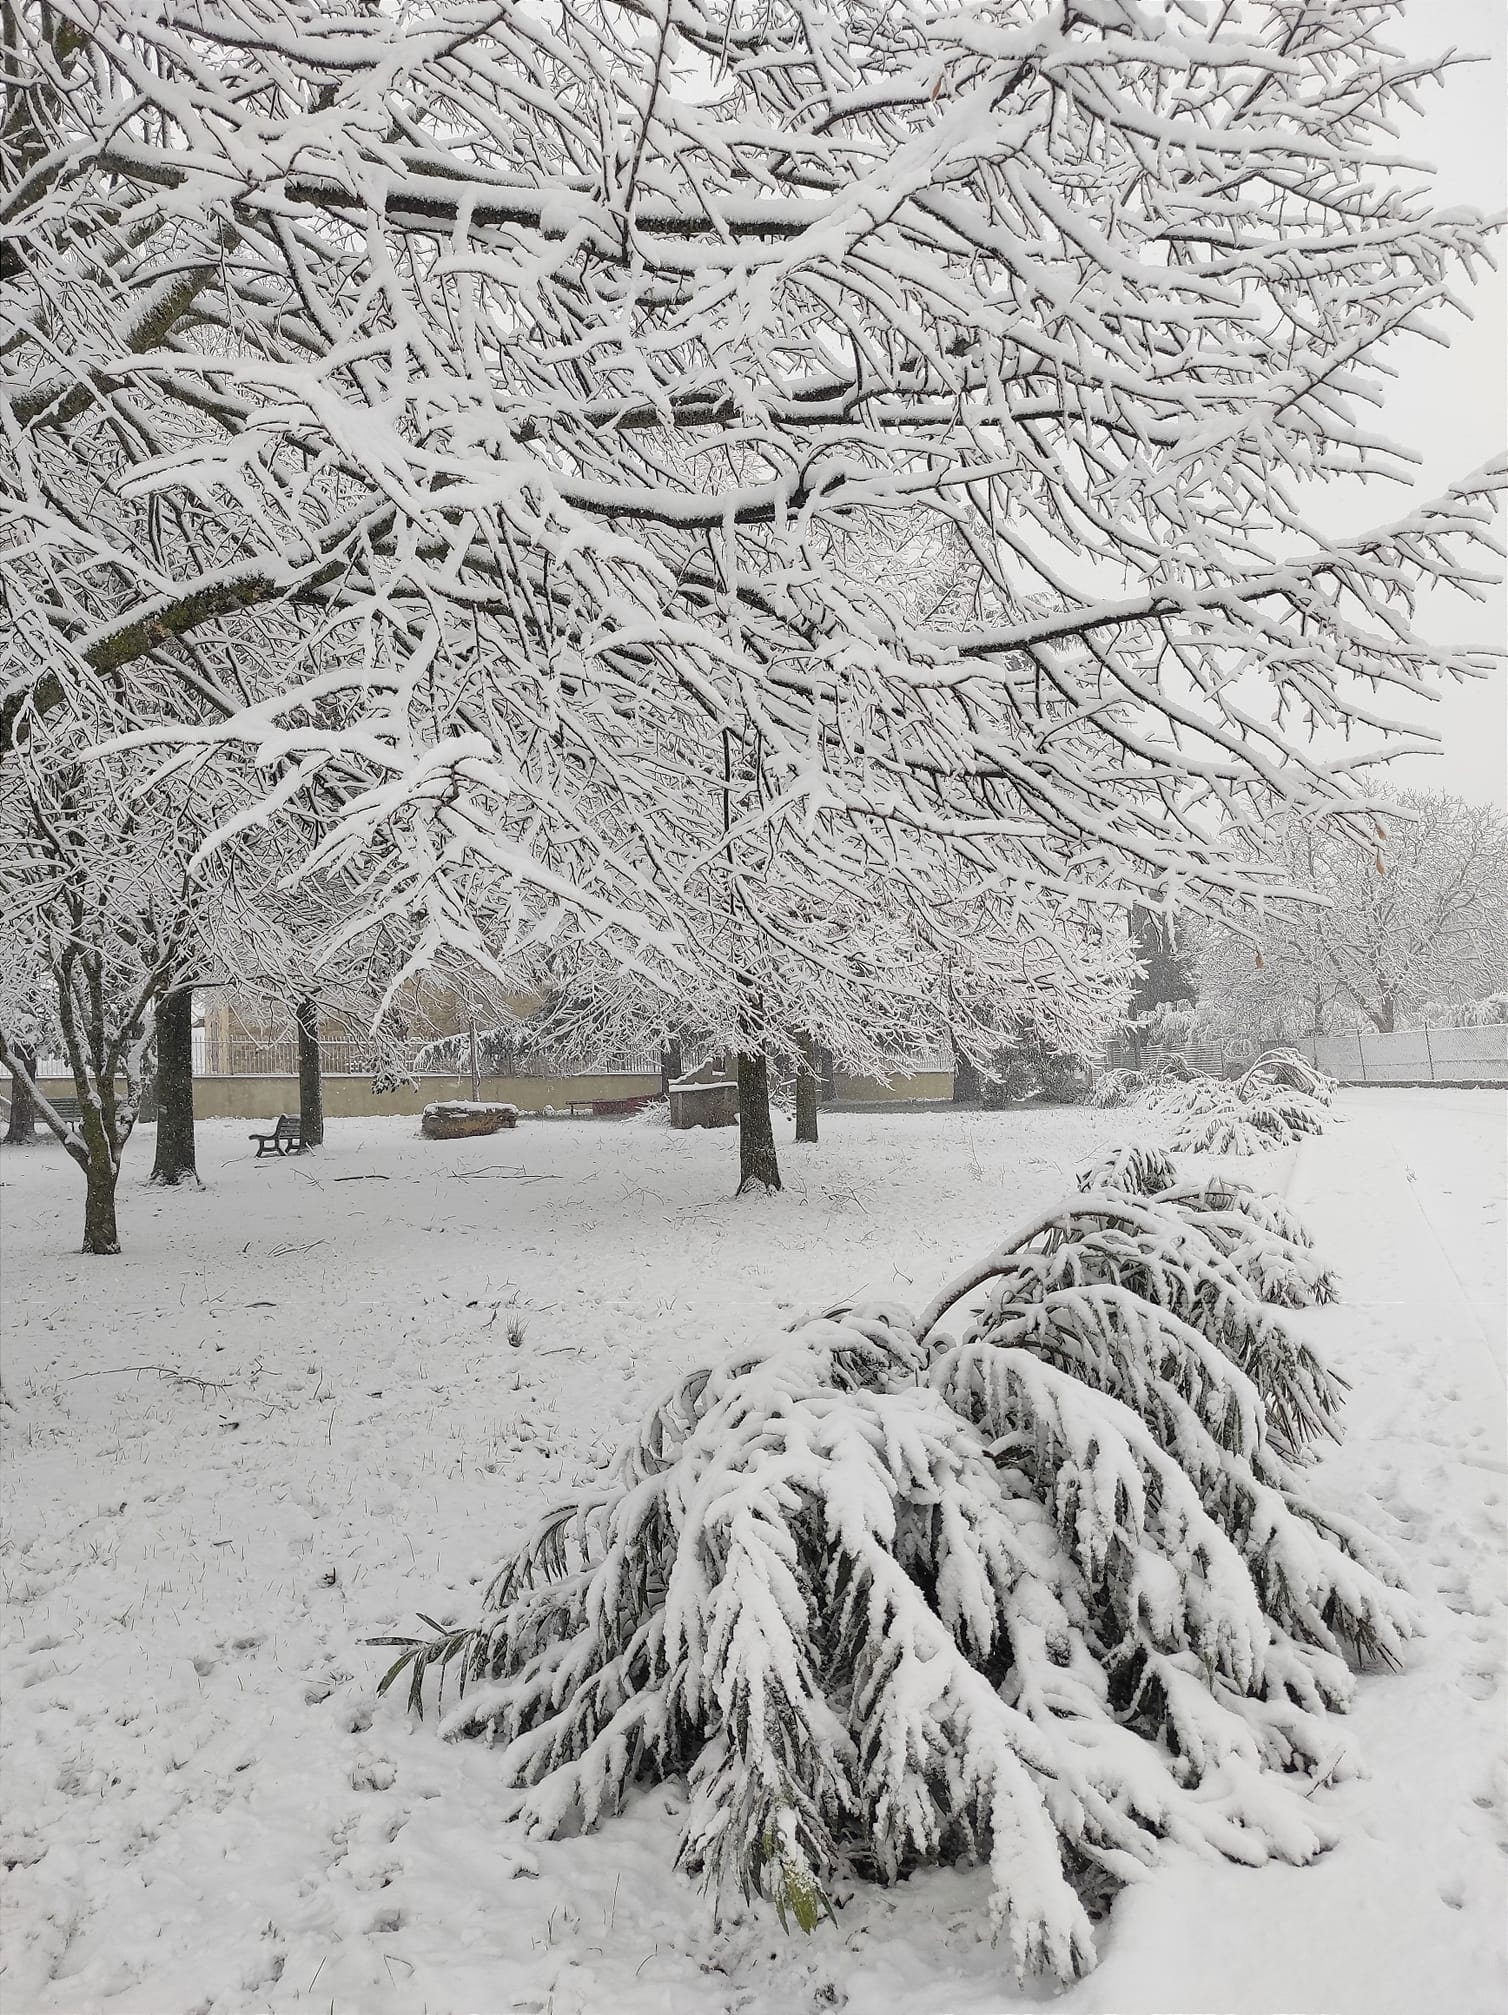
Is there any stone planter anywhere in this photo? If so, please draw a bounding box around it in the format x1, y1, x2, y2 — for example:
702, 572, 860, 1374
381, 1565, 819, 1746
668, 1062, 739, 1130
421, 1100, 520, 1139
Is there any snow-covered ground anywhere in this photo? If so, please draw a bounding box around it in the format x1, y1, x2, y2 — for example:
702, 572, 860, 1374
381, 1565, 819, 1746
2, 1092, 1503, 2015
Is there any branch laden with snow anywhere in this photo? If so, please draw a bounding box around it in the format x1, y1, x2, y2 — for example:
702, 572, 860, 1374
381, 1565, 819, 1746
378, 1156, 1409, 1982
4, 1, 1503, 986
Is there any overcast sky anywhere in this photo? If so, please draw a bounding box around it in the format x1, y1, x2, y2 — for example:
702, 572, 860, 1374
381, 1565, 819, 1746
1375, 0, 1507, 807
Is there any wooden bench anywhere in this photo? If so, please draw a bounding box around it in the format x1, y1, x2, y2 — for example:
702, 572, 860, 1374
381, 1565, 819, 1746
13, 1093, 83, 1133
564, 1096, 654, 1118
250, 1114, 305, 1158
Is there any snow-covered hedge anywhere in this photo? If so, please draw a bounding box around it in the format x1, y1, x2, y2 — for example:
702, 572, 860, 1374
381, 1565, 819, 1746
378, 1151, 1406, 1981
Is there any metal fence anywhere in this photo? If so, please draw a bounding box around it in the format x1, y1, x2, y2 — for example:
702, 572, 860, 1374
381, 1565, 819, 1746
1100, 1039, 1259, 1080
1097, 1025, 1506, 1088
1297, 1024, 1507, 1086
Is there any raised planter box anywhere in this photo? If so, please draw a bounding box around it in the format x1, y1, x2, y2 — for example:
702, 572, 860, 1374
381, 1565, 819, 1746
668, 1064, 739, 1131
421, 1100, 520, 1139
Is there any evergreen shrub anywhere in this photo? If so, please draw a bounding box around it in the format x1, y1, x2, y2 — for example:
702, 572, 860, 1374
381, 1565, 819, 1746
377, 1152, 1406, 1982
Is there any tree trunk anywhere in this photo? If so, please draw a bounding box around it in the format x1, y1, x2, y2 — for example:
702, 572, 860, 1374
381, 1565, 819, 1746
467, 1006, 481, 1100
82, 1147, 121, 1255
4, 1044, 38, 1144
736, 1049, 782, 1192
149, 987, 198, 1185
952, 1047, 982, 1104
297, 996, 324, 1148
660, 1040, 683, 1098
794, 1033, 819, 1144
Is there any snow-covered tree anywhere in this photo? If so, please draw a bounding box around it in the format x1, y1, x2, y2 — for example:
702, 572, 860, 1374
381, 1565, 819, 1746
4, 0, 1502, 992
1191, 795, 1508, 1041
0, 713, 211, 1250
378, 1154, 1408, 1981
0, 930, 56, 1145
515, 833, 1136, 1186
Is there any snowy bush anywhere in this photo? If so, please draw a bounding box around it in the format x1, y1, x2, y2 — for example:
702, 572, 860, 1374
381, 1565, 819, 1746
1076, 1143, 1177, 1196
1034, 1055, 1092, 1105
379, 1164, 1408, 1982
982, 1058, 1038, 1107
1238, 1049, 1336, 1106
1463, 993, 1508, 1027
1148, 1073, 1332, 1156
1087, 1068, 1146, 1109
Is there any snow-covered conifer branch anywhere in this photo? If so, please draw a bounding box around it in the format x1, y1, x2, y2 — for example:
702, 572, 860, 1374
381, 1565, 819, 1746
378, 1156, 1412, 1980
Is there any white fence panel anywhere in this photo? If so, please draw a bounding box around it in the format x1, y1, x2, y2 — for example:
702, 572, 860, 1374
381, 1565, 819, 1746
1303, 1026, 1506, 1085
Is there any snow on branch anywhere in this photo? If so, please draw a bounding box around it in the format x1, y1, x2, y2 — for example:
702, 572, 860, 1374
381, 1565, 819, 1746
5, 0, 1503, 973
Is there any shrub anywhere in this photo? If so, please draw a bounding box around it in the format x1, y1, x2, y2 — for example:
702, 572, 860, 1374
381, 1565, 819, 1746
1034, 1055, 1092, 1104
981, 1058, 1038, 1106
1148, 1072, 1333, 1154
378, 1160, 1407, 1983
1239, 1049, 1336, 1105
1087, 1068, 1146, 1109
1076, 1142, 1176, 1195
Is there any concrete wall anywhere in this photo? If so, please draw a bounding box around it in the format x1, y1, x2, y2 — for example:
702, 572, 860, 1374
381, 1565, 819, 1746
832, 1071, 954, 1105
35, 1073, 662, 1121
30, 1066, 961, 1122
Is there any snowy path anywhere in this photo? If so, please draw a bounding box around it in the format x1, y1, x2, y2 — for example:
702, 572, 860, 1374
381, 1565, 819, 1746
1058, 1090, 1508, 2015
2, 1097, 1504, 2015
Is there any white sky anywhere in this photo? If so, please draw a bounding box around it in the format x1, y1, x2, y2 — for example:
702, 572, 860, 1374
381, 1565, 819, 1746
1375, 0, 1507, 806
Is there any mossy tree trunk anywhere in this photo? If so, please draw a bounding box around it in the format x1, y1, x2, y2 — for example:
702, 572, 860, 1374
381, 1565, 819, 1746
4, 1044, 38, 1143
36, 938, 148, 1255
297, 996, 324, 1148
736, 1049, 782, 1193
149, 986, 198, 1185
794, 1033, 819, 1144
82, 1138, 122, 1254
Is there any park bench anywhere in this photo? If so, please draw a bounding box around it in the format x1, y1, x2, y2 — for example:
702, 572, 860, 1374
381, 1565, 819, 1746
8, 1093, 83, 1132
249, 1114, 306, 1158
564, 1096, 654, 1118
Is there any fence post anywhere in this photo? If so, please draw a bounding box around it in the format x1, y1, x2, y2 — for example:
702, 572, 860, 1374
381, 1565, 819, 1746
1423, 1025, 1435, 1084
1357, 1032, 1367, 1084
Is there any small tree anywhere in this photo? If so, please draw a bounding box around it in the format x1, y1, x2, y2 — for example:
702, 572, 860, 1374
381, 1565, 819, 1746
0, 726, 207, 1252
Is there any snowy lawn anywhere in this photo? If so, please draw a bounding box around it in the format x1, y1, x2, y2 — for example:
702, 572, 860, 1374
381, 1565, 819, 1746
2, 1093, 1504, 2015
